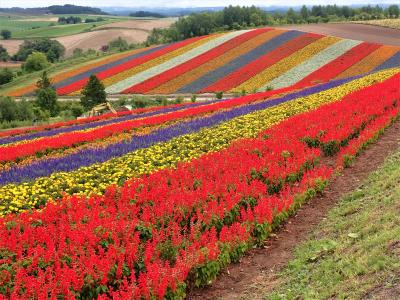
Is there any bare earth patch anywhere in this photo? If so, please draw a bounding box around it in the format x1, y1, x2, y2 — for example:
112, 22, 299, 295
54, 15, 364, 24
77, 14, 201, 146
187, 120, 400, 300
97, 18, 176, 31
56, 29, 149, 56
0, 40, 23, 55
280, 23, 400, 46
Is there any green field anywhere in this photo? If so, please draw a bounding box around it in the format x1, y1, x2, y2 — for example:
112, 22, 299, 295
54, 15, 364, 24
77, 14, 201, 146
267, 147, 400, 299
0, 14, 129, 38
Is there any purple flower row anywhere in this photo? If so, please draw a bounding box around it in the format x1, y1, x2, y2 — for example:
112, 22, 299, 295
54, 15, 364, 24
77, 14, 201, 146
0, 100, 222, 145
0, 75, 357, 186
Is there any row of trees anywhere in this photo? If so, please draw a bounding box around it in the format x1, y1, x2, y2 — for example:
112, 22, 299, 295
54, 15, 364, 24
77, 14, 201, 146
58, 16, 82, 24
57, 16, 106, 24
147, 4, 400, 43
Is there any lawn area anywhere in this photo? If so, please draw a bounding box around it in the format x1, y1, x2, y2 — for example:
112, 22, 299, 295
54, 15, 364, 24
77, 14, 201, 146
0, 14, 127, 38
267, 146, 400, 299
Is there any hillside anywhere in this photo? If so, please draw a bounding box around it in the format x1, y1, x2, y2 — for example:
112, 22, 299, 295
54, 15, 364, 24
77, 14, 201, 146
4, 26, 399, 97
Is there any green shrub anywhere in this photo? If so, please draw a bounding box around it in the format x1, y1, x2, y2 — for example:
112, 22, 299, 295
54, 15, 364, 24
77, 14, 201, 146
215, 91, 223, 99
0, 68, 13, 85
23, 52, 50, 73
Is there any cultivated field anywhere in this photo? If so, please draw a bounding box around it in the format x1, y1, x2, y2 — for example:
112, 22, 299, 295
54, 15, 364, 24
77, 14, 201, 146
3, 27, 400, 97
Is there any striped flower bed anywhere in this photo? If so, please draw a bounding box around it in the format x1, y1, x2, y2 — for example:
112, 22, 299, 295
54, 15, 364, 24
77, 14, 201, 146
4, 28, 400, 97
0, 68, 397, 216
294, 42, 380, 88
233, 36, 340, 93
264, 39, 362, 89
122, 28, 271, 94
334, 45, 399, 80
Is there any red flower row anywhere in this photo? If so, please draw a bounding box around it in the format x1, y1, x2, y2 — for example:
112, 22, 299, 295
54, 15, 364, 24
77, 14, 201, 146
0, 103, 188, 141
1, 73, 398, 299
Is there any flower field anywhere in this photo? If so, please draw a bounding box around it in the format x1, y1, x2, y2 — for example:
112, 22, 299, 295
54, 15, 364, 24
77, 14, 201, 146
5, 28, 400, 97
0, 61, 399, 298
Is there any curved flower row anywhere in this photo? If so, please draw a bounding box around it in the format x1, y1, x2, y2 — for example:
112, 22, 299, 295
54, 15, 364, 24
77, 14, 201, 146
265, 39, 364, 89
232, 36, 340, 93
0, 88, 285, 163
123, 28, 271, 94
0, 84, 319, 183
0, 72, 398, 299
0, 68, 397, 215
0, 101, 220, 147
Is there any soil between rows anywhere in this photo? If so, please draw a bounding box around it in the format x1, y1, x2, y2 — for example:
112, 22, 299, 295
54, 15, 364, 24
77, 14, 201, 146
187, 119, 400, 300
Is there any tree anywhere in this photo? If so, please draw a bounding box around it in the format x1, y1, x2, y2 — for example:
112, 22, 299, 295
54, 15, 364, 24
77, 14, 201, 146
0, 68, 13, 85
300, 5, 309, 21
0, 45, 10, 61
23, 52, 50, 72
35, 71, 59, 117
0, 30, 11, 40
108, 37, 129, 52
387, 5, 400, 18
80, 74, 106, 110
36, 71, 52, 89
13, 39, 65, 62
0, 96, 17, 122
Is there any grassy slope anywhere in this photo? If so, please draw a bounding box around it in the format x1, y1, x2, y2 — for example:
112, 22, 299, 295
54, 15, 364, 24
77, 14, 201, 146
0, 14, 128, 39
266, 149, 400, 299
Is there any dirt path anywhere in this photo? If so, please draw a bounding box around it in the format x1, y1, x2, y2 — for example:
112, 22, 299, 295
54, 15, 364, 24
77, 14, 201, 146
187, 120, 400, 300
280, 23, 400, 46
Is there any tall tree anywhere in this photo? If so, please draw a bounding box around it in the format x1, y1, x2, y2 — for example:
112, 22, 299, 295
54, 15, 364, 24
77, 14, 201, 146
35, 71, 59, 117
80, 74, 106, 110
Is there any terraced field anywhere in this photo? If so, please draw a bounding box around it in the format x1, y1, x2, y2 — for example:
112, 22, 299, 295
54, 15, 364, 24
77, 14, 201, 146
5, 27, 400, 97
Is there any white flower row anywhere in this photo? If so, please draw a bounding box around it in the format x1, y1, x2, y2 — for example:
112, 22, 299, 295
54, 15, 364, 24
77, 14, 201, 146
260, 39, 361, 90
106, 30, 251, 94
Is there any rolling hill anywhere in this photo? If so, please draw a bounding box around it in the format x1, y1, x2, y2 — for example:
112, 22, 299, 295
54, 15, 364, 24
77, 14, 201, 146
4, 26, 400, 97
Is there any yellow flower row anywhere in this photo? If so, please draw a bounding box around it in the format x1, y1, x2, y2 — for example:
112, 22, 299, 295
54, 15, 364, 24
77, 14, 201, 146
231, 36, 340, 93
151, 30, 284, 94
0, 68, 397, 216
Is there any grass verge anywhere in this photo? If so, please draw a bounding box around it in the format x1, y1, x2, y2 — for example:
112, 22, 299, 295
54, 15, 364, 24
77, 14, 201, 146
266, 148, 400, 299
